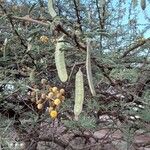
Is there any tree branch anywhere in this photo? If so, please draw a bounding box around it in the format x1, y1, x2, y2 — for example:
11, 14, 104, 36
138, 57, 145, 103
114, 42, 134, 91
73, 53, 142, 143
0, 13, 86, 51
0, 4, 27, 49
73, 0, 82, 31
121, 38, 150, 58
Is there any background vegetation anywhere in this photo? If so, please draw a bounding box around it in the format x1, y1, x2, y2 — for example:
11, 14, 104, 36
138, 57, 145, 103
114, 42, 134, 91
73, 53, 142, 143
0, 0, 150, 149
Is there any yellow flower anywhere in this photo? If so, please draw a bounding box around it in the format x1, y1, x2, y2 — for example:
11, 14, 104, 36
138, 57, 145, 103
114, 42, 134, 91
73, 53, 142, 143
40, 36, 49, 43
41, 78, 47, 84
54, 98, 61, 106
52, 87, 58, 93
50, 110, 58, 119
37, 103, 43, 109
47, 92, 54, 99
60, 88, 65, 94
41, 93, 46, 99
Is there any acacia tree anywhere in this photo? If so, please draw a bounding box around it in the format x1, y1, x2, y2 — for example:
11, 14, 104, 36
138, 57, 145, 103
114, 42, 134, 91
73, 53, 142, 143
0, 0, 150, 149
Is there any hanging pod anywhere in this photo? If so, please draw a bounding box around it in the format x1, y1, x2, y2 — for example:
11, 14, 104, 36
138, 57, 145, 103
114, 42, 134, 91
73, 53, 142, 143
86, 38, 96, 96
55, 35, 68, 82
48, 0, 57, 18
74, 68, 84, 121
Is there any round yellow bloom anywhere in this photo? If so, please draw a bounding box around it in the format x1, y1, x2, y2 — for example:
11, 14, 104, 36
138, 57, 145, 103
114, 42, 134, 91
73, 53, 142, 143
47, 92, 54, 99
41, 78, 47, 84
52, 87, 58, 93
37, 103, 43, 109
54, 98, 61, 106
41, 93, 46, 99
40, 36, 49, 43
50, 110, 58, 119
60, 88, 65, 94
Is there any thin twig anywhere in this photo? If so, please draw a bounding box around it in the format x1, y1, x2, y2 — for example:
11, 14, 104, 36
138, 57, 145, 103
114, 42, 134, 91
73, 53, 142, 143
121, 38, 150, 58
67, 62, 85, 87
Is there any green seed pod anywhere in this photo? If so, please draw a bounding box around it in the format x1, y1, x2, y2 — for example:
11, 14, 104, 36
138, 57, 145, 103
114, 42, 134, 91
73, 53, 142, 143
48, 0, 57, 18
55, 35, 68, 82
141, 0, 146, 10
86, 38, 96, 96
74, 68, 84, 121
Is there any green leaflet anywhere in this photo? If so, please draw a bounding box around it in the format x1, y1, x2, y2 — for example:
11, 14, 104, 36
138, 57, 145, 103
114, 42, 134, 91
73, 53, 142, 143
86, 38, 96, 96
55, 35, 68, 82
74, 68, 84, 121
48, 0, 57, 18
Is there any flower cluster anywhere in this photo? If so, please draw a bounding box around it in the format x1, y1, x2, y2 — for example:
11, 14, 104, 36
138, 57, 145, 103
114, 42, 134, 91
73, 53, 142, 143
28, 79, 65, 119
40, 35, 49, 44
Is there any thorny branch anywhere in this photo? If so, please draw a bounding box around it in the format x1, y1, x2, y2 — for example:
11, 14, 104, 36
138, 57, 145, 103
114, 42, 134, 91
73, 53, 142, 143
0, 12, 86, 51
0, 4, 27, 49
1, 8, 149, 57
0, 4, 38, 67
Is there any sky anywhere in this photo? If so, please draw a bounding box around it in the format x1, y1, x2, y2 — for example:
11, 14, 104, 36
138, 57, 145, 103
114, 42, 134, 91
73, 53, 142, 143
137, 10, 150, 38
122, 0, 150, 38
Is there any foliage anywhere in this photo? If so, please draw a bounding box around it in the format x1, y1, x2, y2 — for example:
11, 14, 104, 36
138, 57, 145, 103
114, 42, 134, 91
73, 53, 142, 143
0, 0, 150, 149
63, 114, 97, 130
